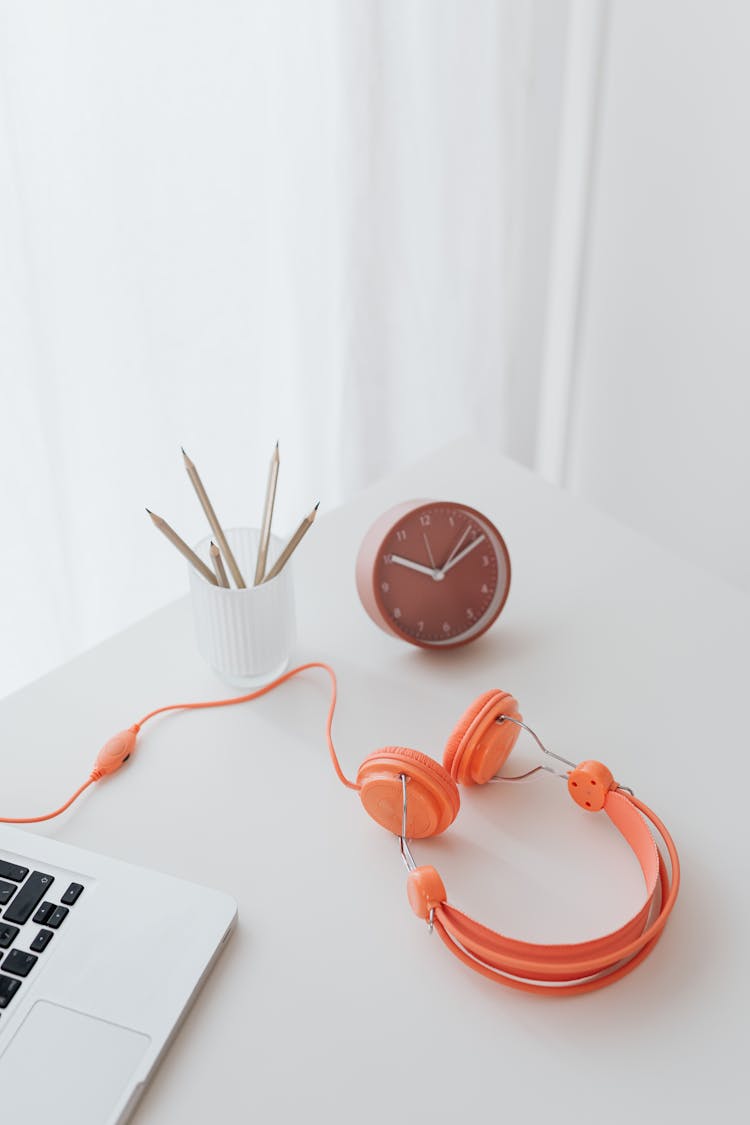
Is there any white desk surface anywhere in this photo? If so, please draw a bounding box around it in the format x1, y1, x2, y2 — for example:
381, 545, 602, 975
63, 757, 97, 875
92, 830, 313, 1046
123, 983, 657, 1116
1, 439, 747, 1123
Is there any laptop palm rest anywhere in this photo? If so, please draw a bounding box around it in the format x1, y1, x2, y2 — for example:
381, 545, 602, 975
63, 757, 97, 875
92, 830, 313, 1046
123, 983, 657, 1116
0, 1000, 150, 1122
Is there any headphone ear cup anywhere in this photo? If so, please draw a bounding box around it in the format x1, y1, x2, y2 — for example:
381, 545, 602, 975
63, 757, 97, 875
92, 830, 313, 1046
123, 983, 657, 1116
356, 747, 460, 838
443, 691, 522, 785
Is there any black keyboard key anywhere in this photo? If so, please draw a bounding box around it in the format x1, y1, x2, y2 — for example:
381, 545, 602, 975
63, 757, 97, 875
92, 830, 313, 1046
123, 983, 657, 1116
0, 974, 21, 1008
47, 905, 69, 929
61, 882, 84, 906
0, 924, 19, 948
0, 861, 28, 883
33, 901, 56, 925
30, 929, 53, 953
0, 880, 16, 905
3, 949, 38, 978
4, 872, 54, 925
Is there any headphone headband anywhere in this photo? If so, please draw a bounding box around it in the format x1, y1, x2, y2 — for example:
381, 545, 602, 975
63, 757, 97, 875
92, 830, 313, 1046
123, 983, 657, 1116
410, 788, 666, 978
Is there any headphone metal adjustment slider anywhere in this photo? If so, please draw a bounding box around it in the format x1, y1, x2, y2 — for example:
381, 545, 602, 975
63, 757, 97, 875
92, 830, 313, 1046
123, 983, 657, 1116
490, 715, 575, 783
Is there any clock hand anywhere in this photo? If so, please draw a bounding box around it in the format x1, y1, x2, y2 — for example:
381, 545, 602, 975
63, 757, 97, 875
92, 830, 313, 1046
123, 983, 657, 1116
423, 532, 438, 571
389, 554, 443, 579
440, 523, 473, 572
441, 534, 486, 574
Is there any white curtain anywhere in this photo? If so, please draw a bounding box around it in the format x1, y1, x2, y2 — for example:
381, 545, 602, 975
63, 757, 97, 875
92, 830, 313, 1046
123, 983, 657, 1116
0, 1, 535, 696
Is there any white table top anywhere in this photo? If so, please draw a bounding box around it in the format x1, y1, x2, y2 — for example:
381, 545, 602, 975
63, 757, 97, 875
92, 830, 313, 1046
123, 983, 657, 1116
1, 438, 747, 1122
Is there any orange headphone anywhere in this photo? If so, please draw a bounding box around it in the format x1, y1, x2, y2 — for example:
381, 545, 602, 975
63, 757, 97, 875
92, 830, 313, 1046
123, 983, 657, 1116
355, 685, 679, 995
1, 663, 679, 995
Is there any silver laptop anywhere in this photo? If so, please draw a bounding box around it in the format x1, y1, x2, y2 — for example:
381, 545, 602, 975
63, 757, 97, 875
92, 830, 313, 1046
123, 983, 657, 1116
0, 823, 237, 1124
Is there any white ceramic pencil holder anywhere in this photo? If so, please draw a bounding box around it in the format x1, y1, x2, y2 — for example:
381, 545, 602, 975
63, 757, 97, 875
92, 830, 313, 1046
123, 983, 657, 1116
188, 527, 295, 688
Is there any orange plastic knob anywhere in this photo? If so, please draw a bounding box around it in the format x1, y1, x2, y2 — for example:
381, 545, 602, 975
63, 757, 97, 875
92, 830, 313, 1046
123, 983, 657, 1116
407, 866, 447, 920
356, 747, 460, 838
567, 760, 614, 811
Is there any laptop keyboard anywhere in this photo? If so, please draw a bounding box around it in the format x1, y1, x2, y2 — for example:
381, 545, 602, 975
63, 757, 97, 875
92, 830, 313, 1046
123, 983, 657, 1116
0, 860, 84, 1017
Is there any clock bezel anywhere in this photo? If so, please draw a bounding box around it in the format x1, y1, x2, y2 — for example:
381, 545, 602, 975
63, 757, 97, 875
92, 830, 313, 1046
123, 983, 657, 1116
356, 499, 511, 649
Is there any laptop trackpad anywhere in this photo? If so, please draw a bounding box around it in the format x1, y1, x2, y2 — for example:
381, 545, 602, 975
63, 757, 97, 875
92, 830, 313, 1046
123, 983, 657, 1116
0, 1000, 150, 1122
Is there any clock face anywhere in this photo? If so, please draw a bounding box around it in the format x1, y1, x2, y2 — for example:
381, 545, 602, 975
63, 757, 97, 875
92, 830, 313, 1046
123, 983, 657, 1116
356, 500, 511, 648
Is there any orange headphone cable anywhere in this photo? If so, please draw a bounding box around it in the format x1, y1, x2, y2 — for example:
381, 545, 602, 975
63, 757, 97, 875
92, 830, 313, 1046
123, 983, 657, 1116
0, 661, 356, 826
0, 776, 98, 826
133, 661, 357, 791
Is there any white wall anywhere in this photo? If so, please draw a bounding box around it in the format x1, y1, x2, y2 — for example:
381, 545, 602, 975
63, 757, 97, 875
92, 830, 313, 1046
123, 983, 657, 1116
2, 0, 747, 702
567, 0, 750, 591
0, 1, 533, 698
505, 0, 570, 467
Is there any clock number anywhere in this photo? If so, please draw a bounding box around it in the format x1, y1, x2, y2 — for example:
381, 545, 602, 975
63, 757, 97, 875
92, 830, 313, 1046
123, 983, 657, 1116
466, 608, 475, 621
481, 583, 489, 594
448, 516, 455, 527
442, 621, 451, 635
395, 529, 407, 542
419, 514, 431, 527
381, 581, 390, 593
482, 555, 490, 567
393, 608, 402, 619
417, 621, 424, 633
383, 554, 392, 565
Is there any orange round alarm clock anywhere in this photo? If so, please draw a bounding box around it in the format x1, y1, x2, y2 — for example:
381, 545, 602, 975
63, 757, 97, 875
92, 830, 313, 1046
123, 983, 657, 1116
355, 499, 511, 648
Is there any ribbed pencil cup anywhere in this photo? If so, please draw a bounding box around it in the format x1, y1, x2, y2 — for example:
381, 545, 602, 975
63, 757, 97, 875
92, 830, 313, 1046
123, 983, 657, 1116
188, 527, 295, 688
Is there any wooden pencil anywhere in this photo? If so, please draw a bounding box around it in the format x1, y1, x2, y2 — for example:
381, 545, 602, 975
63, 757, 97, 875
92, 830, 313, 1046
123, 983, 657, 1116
210, 541, 230, 588
263, 502, 319, 582
181, 448, 245, 588
254, 441, 280, 585
146, 509, 217, 585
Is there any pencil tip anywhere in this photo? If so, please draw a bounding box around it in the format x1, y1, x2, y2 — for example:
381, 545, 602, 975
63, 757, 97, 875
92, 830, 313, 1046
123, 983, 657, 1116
145, 507, 152, 514
314, 501, 320, 511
